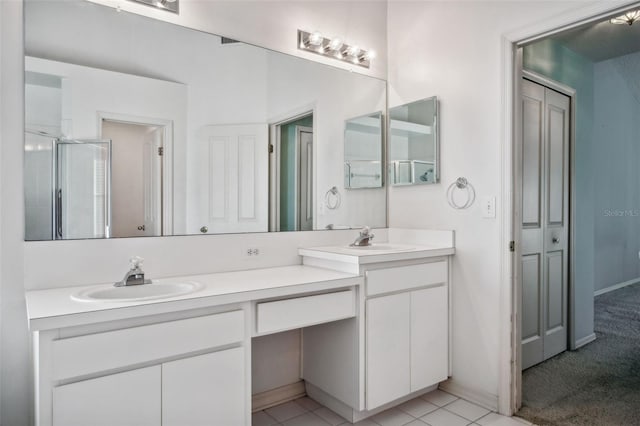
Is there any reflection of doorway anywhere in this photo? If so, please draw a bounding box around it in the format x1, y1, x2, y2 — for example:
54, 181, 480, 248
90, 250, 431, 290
520, 75, 572, 370
101, 118, 167, 237
270, 113, 314, 232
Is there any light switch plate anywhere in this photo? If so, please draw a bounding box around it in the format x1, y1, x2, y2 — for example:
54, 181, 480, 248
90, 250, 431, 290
482, 196, 496, 218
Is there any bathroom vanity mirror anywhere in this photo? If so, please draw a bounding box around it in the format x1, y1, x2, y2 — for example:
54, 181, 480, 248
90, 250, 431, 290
23, 0, 387, 241
388, 97, 439, 185
344, 111, 383, 189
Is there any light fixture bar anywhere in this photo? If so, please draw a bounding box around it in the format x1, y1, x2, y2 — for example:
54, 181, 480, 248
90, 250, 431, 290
298, 30, 373, 69
610, 10, 640, 25
127, 0, 179, 14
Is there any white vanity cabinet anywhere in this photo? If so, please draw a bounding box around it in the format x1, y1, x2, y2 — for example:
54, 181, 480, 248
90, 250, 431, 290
366, 278, 448, 409
365, 262, 449, 409
35, 308, 249, 426
162, 347, 246, 426
52, 347, 245, 426
53, 366, 161, 426
300, 243, 453, 423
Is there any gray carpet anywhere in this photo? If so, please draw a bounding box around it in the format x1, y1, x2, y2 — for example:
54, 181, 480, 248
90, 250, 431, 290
517, 283, 640, 425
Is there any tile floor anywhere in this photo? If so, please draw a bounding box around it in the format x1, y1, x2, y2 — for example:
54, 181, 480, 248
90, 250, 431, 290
252, 390, 534, 426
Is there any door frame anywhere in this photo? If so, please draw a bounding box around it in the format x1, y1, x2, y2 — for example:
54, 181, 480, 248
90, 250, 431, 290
500, 0, 640, 415
268, 107, 315, 232
97, 112, 174, 236
296, 125, 313, 231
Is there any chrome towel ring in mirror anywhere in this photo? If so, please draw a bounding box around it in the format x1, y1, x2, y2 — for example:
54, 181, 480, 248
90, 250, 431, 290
325, 186, 341, 210
447, 177, 475, 209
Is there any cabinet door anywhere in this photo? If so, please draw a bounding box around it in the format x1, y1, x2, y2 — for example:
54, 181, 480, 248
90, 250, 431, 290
162, 347, 246, 426
411, 285, 448, 392
366, 292, 411, 410
52, 366, 161, 426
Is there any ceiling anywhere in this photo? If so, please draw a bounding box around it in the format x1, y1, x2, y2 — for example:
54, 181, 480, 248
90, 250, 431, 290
549, 12, 640, 62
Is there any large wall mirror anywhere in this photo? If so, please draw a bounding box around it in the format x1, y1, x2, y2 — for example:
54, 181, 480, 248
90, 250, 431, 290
388, 97, 439, 185
24, 0, 387, 241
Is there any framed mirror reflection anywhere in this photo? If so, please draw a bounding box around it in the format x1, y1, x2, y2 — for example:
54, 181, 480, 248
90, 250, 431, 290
23, 0, 387, 241
388, 97, 439, 186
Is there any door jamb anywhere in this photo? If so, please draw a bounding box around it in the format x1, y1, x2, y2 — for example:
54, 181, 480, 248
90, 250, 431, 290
295, 125, 313, 231
268, 108, 314, 232
97, 111, 174, 236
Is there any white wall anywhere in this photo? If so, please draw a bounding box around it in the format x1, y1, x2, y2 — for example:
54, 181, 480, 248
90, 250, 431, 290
2, 1, 389, 423
386, 0, 605, 409
593, 51, 640, 292
87, 0, 388, 80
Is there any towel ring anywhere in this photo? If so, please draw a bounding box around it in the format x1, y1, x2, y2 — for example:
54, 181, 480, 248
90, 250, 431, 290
447, 177, 476, 209
325, 186, 341, 210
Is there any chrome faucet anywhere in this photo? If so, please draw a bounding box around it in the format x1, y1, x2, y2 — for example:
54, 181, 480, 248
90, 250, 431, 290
351, 226, 374, 247
115, 256, 151, 287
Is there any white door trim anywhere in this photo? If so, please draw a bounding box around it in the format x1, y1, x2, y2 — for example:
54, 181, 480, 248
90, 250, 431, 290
499, 0, 640, 416
268, 108, 315, 232
97, 111, 174, 236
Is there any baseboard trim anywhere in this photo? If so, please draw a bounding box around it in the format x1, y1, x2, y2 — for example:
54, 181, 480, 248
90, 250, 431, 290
574, 333, 596, 349
439, 379, 498, 411
252, 381, 306, 413
595, 278, 640, 296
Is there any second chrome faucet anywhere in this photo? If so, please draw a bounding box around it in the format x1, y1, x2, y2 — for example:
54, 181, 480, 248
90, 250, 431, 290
351, 226, 374, 247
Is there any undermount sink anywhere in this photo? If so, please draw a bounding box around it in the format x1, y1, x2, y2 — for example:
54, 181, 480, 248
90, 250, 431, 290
71, 281, 204, 303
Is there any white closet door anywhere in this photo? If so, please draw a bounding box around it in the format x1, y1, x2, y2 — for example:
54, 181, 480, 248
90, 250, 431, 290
52, 366, 160, 426
521, 78, 569, 369
162, 347, 246, 426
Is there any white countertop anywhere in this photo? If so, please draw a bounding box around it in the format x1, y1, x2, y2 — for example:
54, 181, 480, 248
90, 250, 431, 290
298, 243, 455, 264
25, 265, 361, 331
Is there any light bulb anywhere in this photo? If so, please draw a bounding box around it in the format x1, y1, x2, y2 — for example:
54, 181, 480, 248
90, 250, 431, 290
328, 37, 343, 51
308, 31, 323, 46
347, 45, 360, 57
364, 50, 376, 61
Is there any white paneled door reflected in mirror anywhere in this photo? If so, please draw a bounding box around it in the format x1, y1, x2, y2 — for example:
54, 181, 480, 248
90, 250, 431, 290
23, 0, 387, 241
388, 97, 439, 186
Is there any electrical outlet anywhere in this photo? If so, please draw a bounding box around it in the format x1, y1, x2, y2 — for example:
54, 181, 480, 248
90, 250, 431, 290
246, 248, 260, 256
482, 196, 496, 218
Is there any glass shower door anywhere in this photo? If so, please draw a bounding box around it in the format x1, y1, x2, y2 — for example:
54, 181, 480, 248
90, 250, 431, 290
55, 140, 111, 239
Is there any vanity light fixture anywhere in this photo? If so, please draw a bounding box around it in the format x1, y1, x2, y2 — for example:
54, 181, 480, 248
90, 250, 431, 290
298, 30, 375, 69
128, 0, 179, 14
610, 10, 640, 25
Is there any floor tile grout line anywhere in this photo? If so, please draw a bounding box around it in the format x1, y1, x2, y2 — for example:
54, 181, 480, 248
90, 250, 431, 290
440, 405, 486, 423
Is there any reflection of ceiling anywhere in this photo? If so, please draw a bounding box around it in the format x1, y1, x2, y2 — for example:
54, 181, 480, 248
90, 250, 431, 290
550, 16, 640, 62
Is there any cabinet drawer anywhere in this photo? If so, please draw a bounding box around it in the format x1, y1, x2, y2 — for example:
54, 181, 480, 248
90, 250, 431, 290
366, 261, 447, 296
52, 310, 244, 381
256, 290, 355, 334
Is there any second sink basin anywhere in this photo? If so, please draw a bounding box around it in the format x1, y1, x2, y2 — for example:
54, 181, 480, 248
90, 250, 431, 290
71, 281, 204, 303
